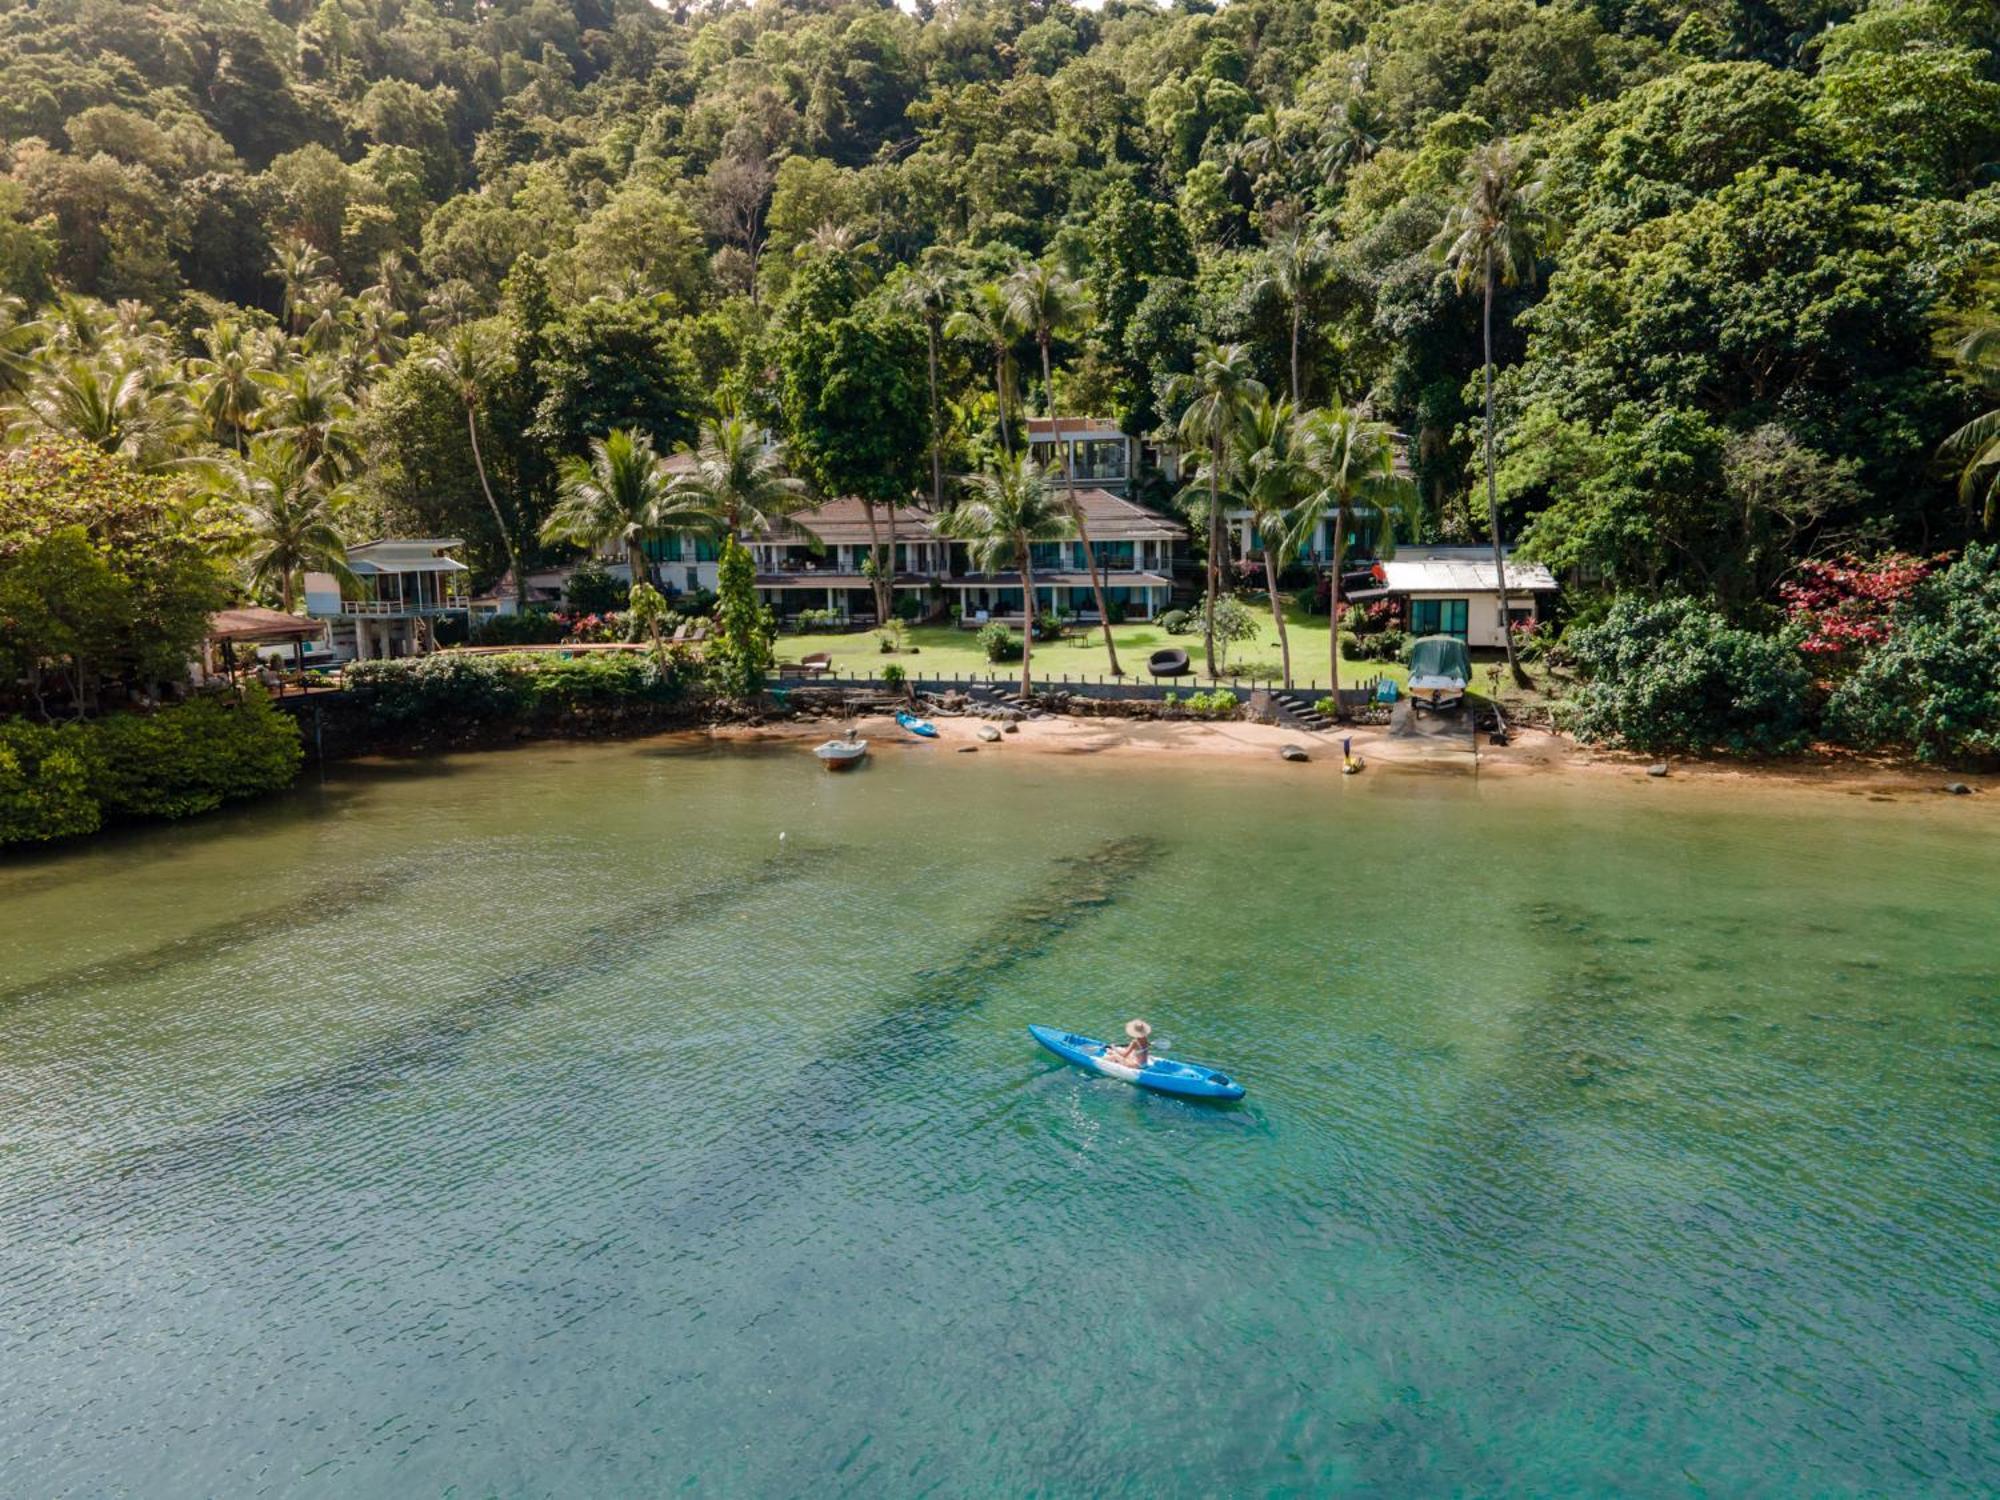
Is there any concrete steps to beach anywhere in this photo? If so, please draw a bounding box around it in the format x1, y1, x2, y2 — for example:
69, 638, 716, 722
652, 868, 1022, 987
1272, 692, 1333, 733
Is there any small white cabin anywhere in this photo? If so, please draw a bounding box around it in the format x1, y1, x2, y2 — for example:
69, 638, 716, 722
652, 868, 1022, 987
1369, 547, 1558, 648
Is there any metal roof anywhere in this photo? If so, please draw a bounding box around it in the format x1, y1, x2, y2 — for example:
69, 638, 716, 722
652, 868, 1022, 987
347, 539, 469, 573
1380, 548, 1558, 594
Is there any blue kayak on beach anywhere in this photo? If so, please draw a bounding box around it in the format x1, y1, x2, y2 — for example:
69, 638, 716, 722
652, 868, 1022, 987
896, 710, 939, 738
1028, 1024, 1246, 1101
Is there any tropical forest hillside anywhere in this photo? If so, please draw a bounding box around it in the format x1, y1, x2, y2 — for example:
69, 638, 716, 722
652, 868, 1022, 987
3, 0, 1999, 760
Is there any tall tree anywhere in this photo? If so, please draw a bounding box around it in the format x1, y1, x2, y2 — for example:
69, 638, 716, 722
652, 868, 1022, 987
945, 280, 1025, 453
1166, 342, 1265, 678
5, 355, 190, 470
542, 428, 715, 596
1008, 261, 1122, 676
252, 363, 357, 481
775, 311, 929, 626
188, 320, 263, 454
1299, 399, 1414, 713
1941, 323, 2000, 530
894, 261, 955, 509
423, 326, 526, 613
212, 437, 355, 612
938, 453, 1074, 701
1439, 138, 1541, 688
1235, 395, 1315, 690
1254, 225, 1333, 406
668, 413, 810, 537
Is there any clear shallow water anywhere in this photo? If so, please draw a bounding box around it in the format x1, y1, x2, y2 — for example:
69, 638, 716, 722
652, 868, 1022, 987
2, 739, 1996, 1497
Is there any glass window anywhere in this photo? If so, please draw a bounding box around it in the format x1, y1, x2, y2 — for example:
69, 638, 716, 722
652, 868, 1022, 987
1410, 599, 1469, 639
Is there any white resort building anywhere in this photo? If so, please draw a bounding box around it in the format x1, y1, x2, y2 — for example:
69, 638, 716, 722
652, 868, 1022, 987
305, 538, 498, 660
750, 492, 1186, 626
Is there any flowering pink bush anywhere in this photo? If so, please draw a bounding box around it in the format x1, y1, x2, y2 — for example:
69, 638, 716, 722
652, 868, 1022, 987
1778, 553, 1946, 659
554, 611, 629, 645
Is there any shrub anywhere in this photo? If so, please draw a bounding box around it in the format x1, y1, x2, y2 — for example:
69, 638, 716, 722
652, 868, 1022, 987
521, 654, 680, 713
1226, 659, 1282, 681
1341, 604, 1369, 632
1104, 599, 1127, 625
1375, 628, 1407, 663
0, 689, 302, 846
1825, 545, 2000, 766
1339, 630, 1361, 659
1559, 597, 1812, 755
472, 610, 570, 647
0, 725, 100, 843
1034, 611, 1064, 641
894, 594, 922, 621
87, 689, 303, 818
793, 607, 842, 630
1158, 608, 1193, 635
563, 560, 628, 614
977, 621, 1022, 662
674, 587, 718, 618
1181, 689, 1241, 719
879, 663, 907, 689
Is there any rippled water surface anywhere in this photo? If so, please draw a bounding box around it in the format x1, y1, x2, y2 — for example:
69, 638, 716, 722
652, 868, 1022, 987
3, 739, 1997, 1496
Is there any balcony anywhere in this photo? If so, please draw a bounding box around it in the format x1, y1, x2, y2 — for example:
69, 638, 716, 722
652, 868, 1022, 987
338, 597, 471, 617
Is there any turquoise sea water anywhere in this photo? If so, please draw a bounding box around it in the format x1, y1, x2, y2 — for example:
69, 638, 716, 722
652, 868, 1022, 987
2, 738, 1996, 1496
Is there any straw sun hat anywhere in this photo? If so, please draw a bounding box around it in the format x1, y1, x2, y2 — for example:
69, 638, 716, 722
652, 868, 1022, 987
1124, 1019, 1152, 1040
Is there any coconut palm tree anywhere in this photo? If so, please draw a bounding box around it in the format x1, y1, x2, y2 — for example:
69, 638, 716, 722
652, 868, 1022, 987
253, 364, 358, 481
1165, 341, 1265, 678
213, 438, 357, 612
189, 321, 263, 453
1234, 395, 1318, 690
1006, 262, 1123, 675
1316, 93, 1384, 188
938, 452, 1074, 701
0, 295, 46, 398
945, 280, 1025, 453
1439, 137, 1541, 688
544, 428, 720, 595
1941, 323, 2000, 529
271, 238, 335, 335
1255, 225, 1334, 406
894, 260, 955, 509
669, 412, 810, 536
6, 355, 191, 470
1299, 399, 1414, 713
423, 326, 526, 613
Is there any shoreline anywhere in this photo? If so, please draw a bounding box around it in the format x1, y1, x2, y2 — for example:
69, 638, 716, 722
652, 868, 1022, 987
703, 712, 1998, 802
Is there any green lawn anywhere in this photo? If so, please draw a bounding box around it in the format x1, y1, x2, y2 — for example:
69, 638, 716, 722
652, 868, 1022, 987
778, 600, 1411, 694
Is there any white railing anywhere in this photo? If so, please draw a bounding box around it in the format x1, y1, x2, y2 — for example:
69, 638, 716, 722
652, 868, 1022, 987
339, 598, 472, 616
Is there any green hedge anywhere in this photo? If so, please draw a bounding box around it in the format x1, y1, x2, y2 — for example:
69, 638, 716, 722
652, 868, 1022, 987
342, 652, 687, 726
0, 689, 303, 846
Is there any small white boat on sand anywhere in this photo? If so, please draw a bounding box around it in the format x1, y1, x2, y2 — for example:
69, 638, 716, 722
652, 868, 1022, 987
814, 736, 868, 769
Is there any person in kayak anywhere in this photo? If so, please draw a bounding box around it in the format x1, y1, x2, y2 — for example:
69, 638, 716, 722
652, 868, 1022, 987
1103, 1019, 1151, 1068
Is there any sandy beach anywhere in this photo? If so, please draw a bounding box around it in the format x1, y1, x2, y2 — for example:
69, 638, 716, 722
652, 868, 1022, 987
707, 710, 1998, 802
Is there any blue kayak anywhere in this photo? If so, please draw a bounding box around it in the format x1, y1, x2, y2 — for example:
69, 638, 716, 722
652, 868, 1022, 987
1028, 1024, 1246, 1101
896, 710, 939, 738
